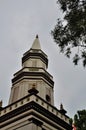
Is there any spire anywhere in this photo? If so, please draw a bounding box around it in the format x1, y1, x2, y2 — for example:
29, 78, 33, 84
31, 35, 41, 50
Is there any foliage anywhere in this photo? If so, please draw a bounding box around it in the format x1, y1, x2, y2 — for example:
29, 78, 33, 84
69, 118, 73, 126
51, 0, 86, 67
74, 110, 86, 130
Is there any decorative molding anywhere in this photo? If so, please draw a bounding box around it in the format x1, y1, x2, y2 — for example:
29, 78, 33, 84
22, 52, 48, 67
12, 72, 54, 86
0, 101, 72, 129
28, 117, 43, 126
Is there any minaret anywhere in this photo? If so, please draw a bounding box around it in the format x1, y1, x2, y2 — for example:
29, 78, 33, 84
0, 36, 72, 130
9, 35, 54, 105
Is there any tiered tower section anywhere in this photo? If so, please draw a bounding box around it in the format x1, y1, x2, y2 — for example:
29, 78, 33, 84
9, 35, 54, 105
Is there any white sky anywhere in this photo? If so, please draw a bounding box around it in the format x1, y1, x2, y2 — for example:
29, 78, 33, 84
0, 0, 86, 118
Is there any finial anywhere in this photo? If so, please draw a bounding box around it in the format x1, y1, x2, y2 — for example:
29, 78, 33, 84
60, 103, 64, 110
0, 100, 2, 107
28, 87, 39, 95
36, 34, 38, 38
60, 103, 67, 115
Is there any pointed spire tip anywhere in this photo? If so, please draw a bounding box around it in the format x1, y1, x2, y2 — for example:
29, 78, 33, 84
31, 34, 41, 50
36, 34, 38, 38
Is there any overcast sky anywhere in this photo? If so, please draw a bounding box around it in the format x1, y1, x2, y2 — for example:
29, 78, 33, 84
0, 0, 86, 118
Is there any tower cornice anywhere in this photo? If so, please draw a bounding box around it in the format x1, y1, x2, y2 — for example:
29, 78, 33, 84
22, 50, 48, 68
12, 71, 54, 87
0, 94, 72, 130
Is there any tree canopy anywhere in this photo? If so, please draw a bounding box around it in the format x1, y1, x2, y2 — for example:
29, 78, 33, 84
74, 110, 86, 130
51, 0, 86, 67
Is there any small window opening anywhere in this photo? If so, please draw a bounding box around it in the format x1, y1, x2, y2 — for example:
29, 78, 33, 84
46, 95, 50, 102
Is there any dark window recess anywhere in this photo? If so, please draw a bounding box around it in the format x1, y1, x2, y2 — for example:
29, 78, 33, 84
46, 95, 50, 102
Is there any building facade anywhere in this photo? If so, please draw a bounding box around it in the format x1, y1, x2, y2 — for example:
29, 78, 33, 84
0, 36, 72, 130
